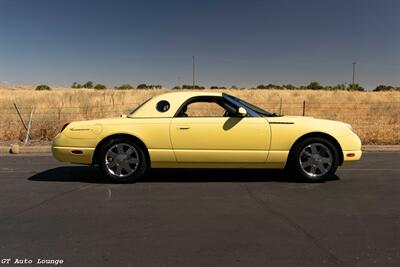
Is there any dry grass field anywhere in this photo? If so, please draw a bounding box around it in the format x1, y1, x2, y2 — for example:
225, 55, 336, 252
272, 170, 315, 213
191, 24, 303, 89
0, 87, 399, 145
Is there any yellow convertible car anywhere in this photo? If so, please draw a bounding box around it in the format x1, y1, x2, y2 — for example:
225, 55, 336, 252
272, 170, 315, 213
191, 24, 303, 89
52, 91, 362, 182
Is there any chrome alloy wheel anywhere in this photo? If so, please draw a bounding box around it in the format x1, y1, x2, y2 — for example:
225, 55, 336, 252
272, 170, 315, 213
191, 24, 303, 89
299, 143, 333, 177
105, 143, 140, 177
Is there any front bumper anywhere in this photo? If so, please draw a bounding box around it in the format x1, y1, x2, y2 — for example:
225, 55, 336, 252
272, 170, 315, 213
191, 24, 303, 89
342, 150, 362, 165
336, 132, 362, 165
52, 132, 98, 164
52, 146, 94, 165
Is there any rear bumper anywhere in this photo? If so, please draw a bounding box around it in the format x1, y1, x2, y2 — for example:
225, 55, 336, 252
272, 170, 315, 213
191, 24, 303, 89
52, 146, 94, 165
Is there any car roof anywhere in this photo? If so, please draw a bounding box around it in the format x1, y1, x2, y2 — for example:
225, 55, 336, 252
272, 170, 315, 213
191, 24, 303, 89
129, 91, 224, 118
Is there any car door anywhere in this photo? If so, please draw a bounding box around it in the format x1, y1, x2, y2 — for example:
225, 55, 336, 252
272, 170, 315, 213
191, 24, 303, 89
169, 98, 271, 163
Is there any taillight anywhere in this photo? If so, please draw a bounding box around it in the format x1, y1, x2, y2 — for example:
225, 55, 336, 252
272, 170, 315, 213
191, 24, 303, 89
61, 123, 70, 132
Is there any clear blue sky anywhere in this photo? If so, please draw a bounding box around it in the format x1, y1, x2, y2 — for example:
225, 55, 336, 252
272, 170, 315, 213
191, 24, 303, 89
0, 0, 399, 89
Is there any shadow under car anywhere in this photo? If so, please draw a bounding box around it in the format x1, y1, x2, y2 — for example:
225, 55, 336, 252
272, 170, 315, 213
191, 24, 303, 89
28, 166, 339, 184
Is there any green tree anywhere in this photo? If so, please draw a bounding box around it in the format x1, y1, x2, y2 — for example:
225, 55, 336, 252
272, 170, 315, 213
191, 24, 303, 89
137, 83, 148, 89
282, 84, 296, 89
94, 84, 107, 90
115, 84, 134, 90
306, 81, 323, 90
35, 84, 51, 91
83, 81, 93, 89
182, 84, 205, 89
265, 84, 282, 89
348, 83, 364, 91
373, 85, 393, 92
333, 84, 346, 90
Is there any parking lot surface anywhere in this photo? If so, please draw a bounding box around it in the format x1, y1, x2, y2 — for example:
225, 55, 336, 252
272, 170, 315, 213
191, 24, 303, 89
0, 152, 399, 267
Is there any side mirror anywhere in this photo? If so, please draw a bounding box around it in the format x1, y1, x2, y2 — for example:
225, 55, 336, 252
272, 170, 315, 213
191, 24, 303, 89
237, 107, 247, 117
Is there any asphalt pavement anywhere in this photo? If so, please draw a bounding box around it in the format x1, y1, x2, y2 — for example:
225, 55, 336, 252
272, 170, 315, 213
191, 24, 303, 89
0, 152, 399, 267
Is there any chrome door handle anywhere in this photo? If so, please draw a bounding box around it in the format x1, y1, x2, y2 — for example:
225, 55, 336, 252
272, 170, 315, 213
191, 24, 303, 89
177, 126, 190, 130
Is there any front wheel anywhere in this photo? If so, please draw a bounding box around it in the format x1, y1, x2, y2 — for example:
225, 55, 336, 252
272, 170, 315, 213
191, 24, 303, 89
288, 137, 339, 182
98, 138, 147, 183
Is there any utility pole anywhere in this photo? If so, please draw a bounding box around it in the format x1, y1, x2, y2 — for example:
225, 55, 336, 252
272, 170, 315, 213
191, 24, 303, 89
192, 56, 196, 88
352, 62, 356, 86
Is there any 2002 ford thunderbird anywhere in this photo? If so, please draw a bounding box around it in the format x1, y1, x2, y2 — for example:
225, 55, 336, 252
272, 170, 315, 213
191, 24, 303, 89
52, 92, 362, 182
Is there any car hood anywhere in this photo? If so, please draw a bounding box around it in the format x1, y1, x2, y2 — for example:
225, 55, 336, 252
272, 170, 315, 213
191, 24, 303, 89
266, 115, 353, 137
268, 115, 344, 125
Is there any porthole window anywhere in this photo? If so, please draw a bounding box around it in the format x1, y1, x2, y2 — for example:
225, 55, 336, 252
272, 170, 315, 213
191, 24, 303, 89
156, 100, 170, 112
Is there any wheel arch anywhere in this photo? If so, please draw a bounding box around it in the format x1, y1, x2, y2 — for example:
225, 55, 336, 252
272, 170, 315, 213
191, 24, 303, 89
287, 132, 344, 167
92, 133, 150, 166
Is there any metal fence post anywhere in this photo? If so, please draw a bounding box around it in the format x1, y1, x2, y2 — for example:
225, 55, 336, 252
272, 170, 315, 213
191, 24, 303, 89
13, 103, 32, 139
23, 108, 34, 145
302, 100, 306, 116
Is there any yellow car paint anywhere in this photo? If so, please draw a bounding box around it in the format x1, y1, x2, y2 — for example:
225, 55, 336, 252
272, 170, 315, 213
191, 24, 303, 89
52, 91, 362, 169
170, 117, 271, 162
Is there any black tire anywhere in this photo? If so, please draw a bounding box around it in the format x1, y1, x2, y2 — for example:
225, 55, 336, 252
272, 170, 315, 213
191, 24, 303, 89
98, 138, 147, 183
287, 137, 339, 182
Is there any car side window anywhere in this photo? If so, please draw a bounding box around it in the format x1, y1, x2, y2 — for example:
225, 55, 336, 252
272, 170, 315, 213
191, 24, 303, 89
184, 102, 226, 117
176, 96, 241, 118
176, 98, 238, 117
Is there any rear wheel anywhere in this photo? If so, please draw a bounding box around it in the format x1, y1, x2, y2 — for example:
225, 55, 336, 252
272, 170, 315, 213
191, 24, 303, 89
288, 137, 339, 182
98, 138, 147, 183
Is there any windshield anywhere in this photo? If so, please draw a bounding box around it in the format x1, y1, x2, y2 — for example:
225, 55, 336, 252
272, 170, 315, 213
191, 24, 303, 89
128, 97, 152, 115
223, 93, 276, 117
